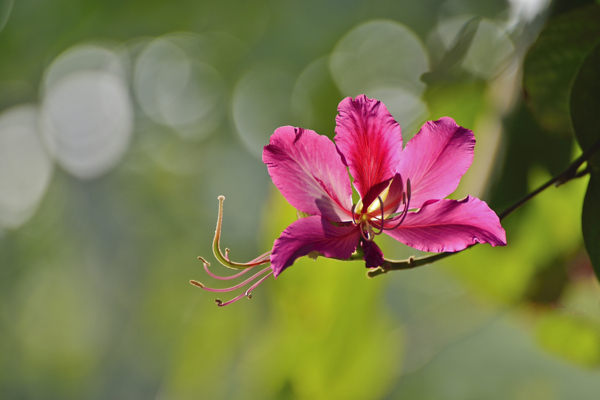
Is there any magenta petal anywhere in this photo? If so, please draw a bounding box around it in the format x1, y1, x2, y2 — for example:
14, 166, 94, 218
361, 176, 393, 211
384, 196, 506, 253
263, 126, 353, 222
270, 216, 360, 277
397, 117, 475, 209
382, 173, 404, 215
361, 239, 384, 269
335, 95, 403, 198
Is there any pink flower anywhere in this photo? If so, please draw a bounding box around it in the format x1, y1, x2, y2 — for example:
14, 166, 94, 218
192, 95, 506, 306
264, 94, 506, 276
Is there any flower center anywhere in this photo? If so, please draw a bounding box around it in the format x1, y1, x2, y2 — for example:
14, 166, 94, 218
351, 178, 412, 242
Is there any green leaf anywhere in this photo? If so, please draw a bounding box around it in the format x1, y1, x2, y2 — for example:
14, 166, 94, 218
523, 4, 600, 136
582, 172, 600, 281
570, 40, 600, 170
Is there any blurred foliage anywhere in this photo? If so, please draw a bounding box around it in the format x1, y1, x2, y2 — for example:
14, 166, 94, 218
2, 0, 600, 399
523, 3, 600, 136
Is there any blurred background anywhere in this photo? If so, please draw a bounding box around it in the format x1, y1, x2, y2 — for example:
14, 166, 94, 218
1, 0, 600, 398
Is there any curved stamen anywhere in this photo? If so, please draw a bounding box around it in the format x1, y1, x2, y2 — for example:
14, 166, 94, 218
360, 223, 371, 241
351, 203, 358, 225
367, 223, 374, 239
369, 196, 385, 236
201, 196, 271, 270
384, 193, 408, 230
244, 270, 274, 299
190, 265, 272, 293
384, 179, 412, 231
215, 270, 274, 307
203, 260, 253, 280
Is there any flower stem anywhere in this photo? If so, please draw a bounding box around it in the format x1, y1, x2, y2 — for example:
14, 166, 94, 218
367, 138, 600, 278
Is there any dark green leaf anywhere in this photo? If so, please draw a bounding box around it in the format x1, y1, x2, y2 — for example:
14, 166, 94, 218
570, 40, 600, 170
582, 172, 600, 281
488, 103, 572, 215
523, 4, 600, 136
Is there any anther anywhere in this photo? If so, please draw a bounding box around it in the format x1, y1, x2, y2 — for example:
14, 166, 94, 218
190, 280, 205, 288
215, 299, 223, 306
197, 256, 210, 265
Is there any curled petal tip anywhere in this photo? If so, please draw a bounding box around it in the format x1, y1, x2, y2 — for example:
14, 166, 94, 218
190, 280, 205, 288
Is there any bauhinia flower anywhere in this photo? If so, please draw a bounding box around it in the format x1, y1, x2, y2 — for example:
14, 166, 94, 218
191, 95, 506, 306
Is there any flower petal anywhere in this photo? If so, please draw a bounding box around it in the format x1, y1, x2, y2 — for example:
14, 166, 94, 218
382, 173, 405, 216
335, 95, 403, 198
384, 196, 506, 252
263, 126, 353, 222
361, 239, 384, 269
397, 117, 475, 209
270, 216, 360, 277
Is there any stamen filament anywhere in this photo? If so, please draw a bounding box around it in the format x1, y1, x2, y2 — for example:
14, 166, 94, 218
191, 265, 272, 293
215, 270, 274, 307
384, 179, 412, 230
206, 196, 271, 270
360, 224, 371, 241
203, 260, 253, 280
244, 270, 274, 298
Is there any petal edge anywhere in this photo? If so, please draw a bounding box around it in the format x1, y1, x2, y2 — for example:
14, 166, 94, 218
263, 126, 353, 221
270, 216, 360, 277
384, 196, 506, 253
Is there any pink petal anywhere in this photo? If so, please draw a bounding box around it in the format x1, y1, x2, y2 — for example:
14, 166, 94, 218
270, 216, 360, 277
360, 176, 393, 212
335, 95, 403, 198
382, 173, 405, 215
263, 126, 353, 222
397, 117, 475, 209
384, 196, 506, 253
360, 173, 405, 217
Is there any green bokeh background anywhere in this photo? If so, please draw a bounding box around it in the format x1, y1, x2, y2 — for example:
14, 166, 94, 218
1, 0, 600, 398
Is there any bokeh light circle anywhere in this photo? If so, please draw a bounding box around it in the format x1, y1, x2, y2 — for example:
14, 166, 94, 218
438, 17, 515, 80
232, 68, 297, 157
41, 45, 134, 180
0, 105, 53, 228
330, 20, 429, 97
368, 87, 429, 141
42, 44, 127, 91
133, 36, 226, 141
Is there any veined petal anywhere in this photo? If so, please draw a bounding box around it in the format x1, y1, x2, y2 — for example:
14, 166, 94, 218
263, 126, 353, 221
335, 95, 403, 198
397, 117, 475, 209
270, 216, 360, 277
384, 196, 506, 253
